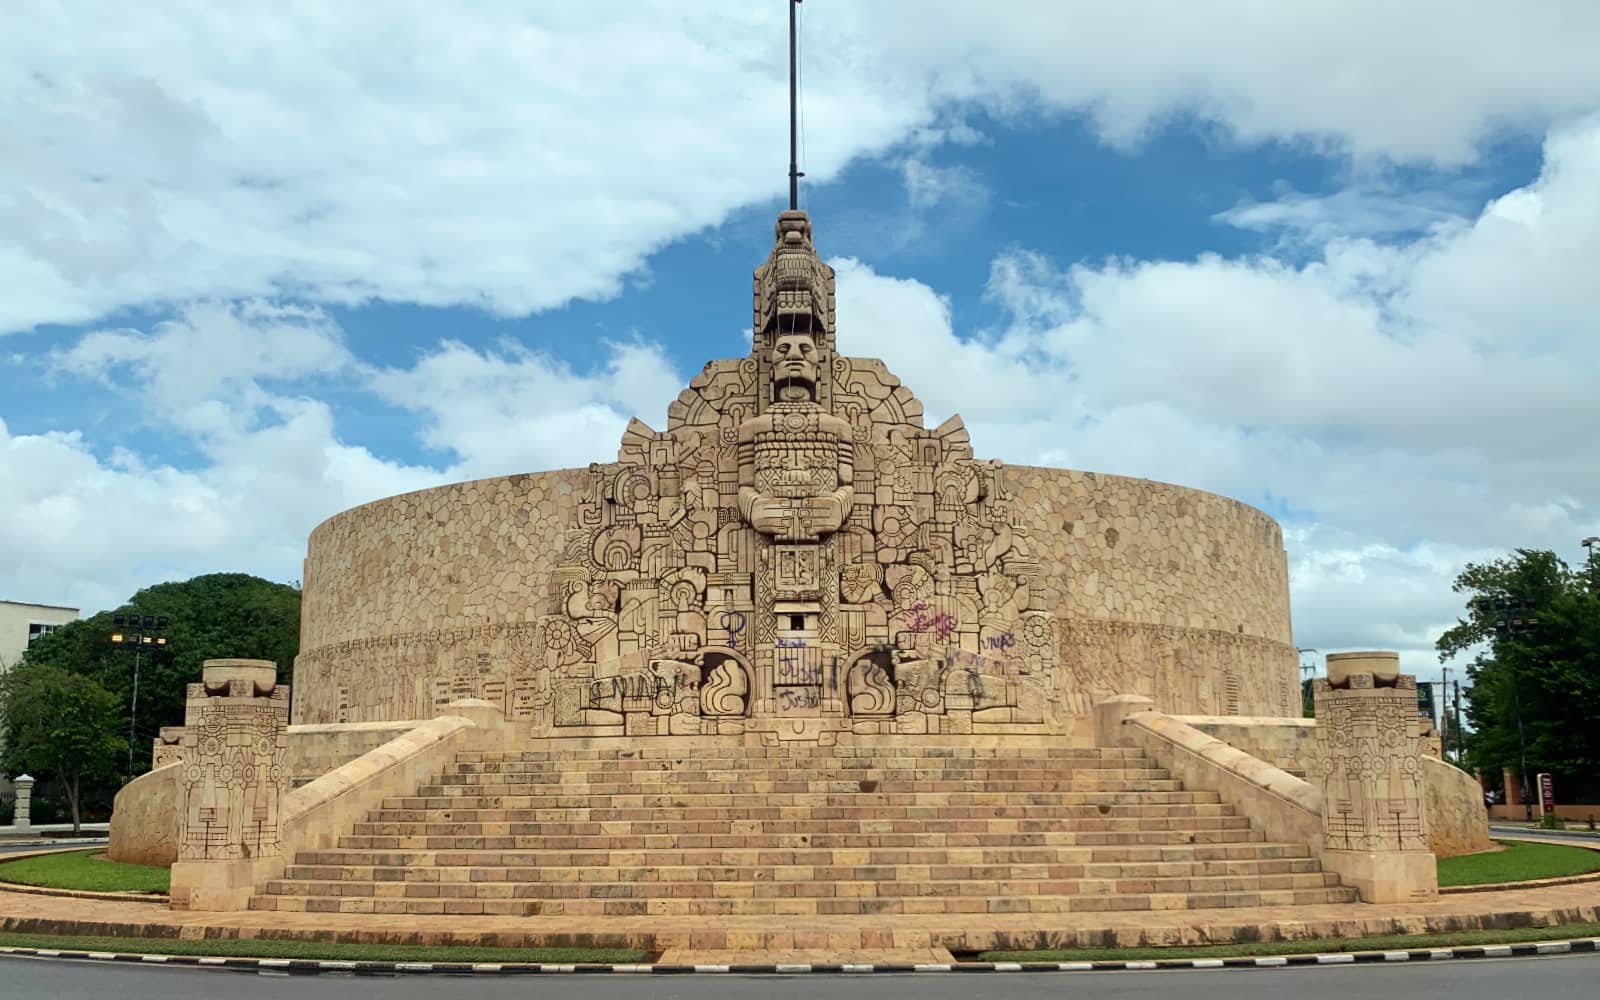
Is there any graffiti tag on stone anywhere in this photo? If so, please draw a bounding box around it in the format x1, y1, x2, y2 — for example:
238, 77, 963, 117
719, 611, 747, 649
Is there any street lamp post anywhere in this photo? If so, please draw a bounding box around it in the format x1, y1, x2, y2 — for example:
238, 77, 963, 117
110, 613, 168, 781
1489, 596, 1539, 820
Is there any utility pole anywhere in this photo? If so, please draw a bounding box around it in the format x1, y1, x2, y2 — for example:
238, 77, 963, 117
1440, 664, 1450, 760
1452, 678, 1465, 765
1297, 647, 1318, 717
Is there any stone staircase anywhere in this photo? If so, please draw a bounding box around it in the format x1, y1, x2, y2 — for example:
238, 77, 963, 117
250, 743, 1355, 916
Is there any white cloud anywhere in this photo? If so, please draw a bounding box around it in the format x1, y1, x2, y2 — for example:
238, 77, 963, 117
367, 339, 686, 480
832, 116, 1600, 678
6, 2, 1600, 334
854, 1, 1600, 163
1216, 186, 1471, 246
0, 409, 438, 614
4, 291, 691, 613
901, 159, 989, 210
52, 301, 351, 436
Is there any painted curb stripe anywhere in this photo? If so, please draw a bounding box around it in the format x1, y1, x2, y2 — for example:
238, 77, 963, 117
2, 939, 1599, 974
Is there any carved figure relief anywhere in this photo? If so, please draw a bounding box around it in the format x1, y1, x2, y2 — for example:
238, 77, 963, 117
491, 210, 1067, 739
1314, 673, 1430, 853
174, 669, 288, 862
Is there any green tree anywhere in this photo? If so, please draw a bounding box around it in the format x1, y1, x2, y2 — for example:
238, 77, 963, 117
0, 663, 127, 832
1437, 549, 1600, 803
20, 573, 300, 778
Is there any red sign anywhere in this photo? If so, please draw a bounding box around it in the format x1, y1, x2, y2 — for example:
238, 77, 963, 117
1538, 772, 1556, 813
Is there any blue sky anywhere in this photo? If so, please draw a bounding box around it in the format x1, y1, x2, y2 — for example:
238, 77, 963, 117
3, 2, 1598, 685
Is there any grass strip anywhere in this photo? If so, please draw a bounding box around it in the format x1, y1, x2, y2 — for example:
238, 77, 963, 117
0, 931, 647, 964
0, 849, 169, 894
1436, 840, 1600, 887
975, 920, 1600, 962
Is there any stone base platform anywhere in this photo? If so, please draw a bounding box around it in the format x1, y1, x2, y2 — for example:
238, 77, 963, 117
3, 881, 1597, 960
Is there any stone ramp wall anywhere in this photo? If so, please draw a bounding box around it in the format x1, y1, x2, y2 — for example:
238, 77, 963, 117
110, 719, 425, 867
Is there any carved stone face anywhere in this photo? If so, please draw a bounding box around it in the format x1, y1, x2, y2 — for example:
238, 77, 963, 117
772, 333, 818, 394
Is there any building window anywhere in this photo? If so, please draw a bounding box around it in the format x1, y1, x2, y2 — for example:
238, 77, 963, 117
26, 623, 58, 645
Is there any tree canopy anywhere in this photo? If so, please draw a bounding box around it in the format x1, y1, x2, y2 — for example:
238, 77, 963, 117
19, 573, 301, 777
1437, 549, 1600, 803
0, 662, 126, 831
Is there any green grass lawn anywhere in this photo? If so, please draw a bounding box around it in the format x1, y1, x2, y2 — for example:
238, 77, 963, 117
0, 849, 169, 894
1437, 839, 1600, 887
974, 921, 1600, 962
0, 931, 647, 964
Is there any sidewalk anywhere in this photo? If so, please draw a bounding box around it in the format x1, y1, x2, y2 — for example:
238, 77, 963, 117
0, 823, 109, 839
1491, 825, 1600, 847
0, 877, 1597, 962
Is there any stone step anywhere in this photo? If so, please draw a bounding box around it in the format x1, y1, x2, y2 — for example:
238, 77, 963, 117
452, 764, 1158, 777
282, 856, 1327, 884
335, 827, 1269, 851
362, 803, 1239, 826
377, 789, 1220, 811
264, 870, 1343, 901
250, 885, 1359, 917
422, 777, 1177, 790
461, 747, 1151, 763
247, 741, 1357, 922
292, 840, 1314, 870
444, 763, 1172, 778
348, 812, 1255, 837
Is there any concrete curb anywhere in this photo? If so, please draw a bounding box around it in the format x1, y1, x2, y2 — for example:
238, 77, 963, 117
2, 938, 1597, 975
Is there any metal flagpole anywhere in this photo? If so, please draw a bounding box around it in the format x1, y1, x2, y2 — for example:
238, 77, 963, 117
789, 0, 803, 209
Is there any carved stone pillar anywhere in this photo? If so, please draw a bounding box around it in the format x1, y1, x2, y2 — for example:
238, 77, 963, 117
168, 659, 289, 911
12, 774, 33, 831
1313, 651, 1437, 903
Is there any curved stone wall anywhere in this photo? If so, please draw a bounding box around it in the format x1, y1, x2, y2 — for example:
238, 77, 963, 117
294, 463, 1297, 735
1009, 466, 1297, 738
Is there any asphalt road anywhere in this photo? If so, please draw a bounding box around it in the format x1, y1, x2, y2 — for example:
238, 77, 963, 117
3, 953, 1597, 1000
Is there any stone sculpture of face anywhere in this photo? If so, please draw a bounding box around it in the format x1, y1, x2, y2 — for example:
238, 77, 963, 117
772, 333, 818, 398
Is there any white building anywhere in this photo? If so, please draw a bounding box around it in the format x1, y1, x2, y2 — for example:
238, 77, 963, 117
0, 599, 80, 674
0, 600, 79, 799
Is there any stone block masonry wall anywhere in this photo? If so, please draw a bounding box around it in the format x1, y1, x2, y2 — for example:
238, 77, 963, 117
294, 463, 1297, 733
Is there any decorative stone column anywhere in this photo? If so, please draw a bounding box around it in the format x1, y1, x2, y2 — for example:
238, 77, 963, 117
167, 659, 289, 911
1503, 767, 1525, 809
12, 775, 33, 831
1313, 651, 1437, 903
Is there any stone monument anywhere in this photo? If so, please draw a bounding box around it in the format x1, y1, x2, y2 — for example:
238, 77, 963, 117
1313, 651, 1438, 903
290, 209, 1302, 745
166, 659, 289, 911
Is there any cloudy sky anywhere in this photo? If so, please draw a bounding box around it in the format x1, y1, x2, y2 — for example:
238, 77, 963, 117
4, 1, 1598, 686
